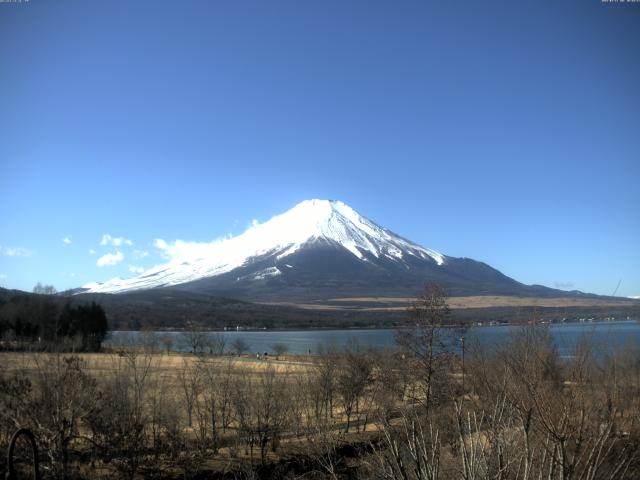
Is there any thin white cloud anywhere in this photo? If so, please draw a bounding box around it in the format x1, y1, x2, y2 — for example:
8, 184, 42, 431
0, 274, 7, 279
128, 265, 145, 274
153, 239, 168, 249
62, 237, 72, 245
132, 249, 149, 259
629, 295, 640, 300
89, 249, 96, 255
96, 251, 124, 267
250, 218, 260, 228
153, 238, 171, 259
153, 235, 232, 262
0, 245, 34, 257
100, 234, 133, 247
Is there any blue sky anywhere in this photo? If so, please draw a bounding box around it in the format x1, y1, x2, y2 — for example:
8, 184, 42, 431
1, 0, 638, 297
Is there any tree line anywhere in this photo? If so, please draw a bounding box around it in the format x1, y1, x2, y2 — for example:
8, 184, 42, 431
0, 289, 108, 351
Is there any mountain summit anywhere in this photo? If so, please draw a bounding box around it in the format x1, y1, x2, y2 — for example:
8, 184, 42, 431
80, 199, 567, 300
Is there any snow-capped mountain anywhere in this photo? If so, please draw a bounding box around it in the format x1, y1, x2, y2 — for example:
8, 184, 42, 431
82, 200, 443, 293
79, 199, 560, 300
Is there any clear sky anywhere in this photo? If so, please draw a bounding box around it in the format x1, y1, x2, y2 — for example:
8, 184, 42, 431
1, 0, 638, 297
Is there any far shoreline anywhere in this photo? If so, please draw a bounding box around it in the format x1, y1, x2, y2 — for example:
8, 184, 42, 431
107, 317, 639, 334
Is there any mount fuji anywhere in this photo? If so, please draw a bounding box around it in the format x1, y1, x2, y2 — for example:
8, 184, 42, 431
79, 199, 575, 301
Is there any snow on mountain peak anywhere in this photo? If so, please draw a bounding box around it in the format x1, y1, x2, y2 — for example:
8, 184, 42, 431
81, 199, 444, 294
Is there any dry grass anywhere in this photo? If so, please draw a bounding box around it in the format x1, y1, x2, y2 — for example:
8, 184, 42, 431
266, 295, 639, 311
0, 350, 316, 378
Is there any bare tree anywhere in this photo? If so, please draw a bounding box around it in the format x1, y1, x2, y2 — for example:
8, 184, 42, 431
316, 344, 339, 423
232, 365, 291, 466
375, 409, 442, 480
205, 332, 226, 355
140, 329, 159, 354
305, 415, 343, 480
231, 337, 250, 356
178, 358, 201, 427
218, 358, 236, 433
272, 342, 288, 360
183, 323, 207, 355
160, 334, 173, 355
194, 357, 236, 452
33, 282, 57, 295
0, 354, 97, 479
463, 324, 639, 480
86, 350, 156, 479
337, 343, 372, 433
396, 283, 453, 415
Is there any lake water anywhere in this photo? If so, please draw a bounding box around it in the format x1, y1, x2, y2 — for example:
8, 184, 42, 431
107, 320, 640, 357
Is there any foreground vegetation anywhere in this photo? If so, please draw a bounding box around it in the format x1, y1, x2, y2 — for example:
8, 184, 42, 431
0, 286, 638, 479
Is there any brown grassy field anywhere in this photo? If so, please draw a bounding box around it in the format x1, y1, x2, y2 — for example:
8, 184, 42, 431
0, 350, 315, 374
266, 294, 639, 311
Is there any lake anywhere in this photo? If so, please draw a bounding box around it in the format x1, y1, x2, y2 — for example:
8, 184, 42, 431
106, 320, 640, 357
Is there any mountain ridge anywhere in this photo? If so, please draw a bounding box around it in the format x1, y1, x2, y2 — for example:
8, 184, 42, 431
78, 199, 602, 302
